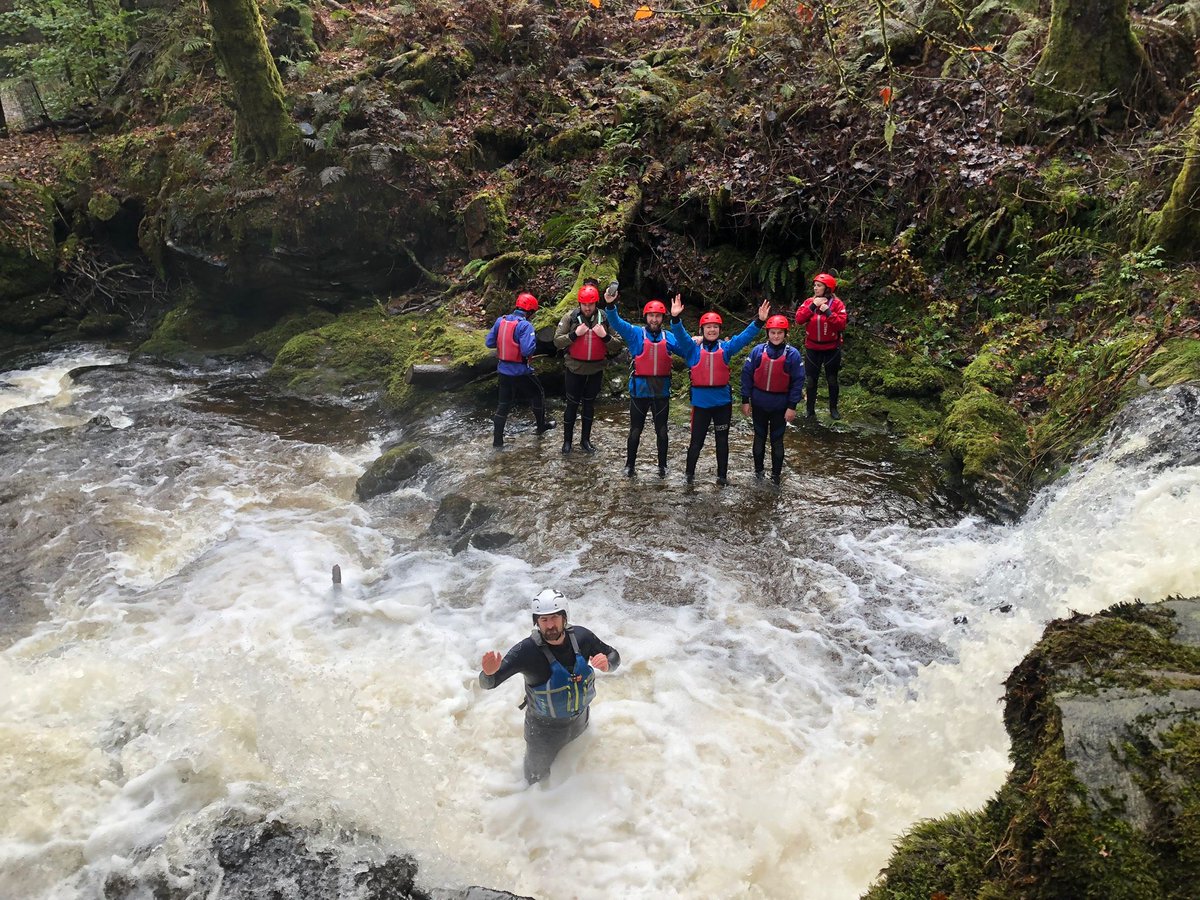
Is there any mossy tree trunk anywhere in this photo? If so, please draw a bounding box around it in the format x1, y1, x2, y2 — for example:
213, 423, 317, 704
1032, 0, 1160, 115
207, 0, 297, 166
1151, 104, 1200, 258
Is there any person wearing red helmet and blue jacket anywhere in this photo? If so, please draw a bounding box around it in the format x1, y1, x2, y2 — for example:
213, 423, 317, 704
485, 291, 556, 448
671, 294, 770, 485
740, 314, 805, 485
794, 272, 848, 420
479, 588, 620, 785
602, 284, 688, 477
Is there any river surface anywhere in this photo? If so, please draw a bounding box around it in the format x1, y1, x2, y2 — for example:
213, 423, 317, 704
2, 347, 1198, 899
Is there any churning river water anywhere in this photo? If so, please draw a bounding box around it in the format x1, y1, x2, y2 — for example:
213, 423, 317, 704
2, 347, 1198, 899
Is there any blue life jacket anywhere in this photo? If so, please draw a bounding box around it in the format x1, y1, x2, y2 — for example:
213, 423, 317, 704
525, 628, 595, 719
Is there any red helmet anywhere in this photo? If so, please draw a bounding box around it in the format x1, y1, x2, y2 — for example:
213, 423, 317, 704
515, 292, 539, 311
699, 312, 723, 327
643, 300, 667, 316
765, 314, 790, 330
813, 273, 837, 291
578, 284, 600, 305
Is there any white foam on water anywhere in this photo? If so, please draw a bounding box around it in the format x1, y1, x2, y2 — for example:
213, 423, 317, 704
1, 354, 1198, 899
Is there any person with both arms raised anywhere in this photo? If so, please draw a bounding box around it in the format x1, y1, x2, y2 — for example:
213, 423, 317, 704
485, 291, 555, 448
671, 295, 770, 485
479, 588, 620, 785
603, 284, 687, 477
740, 314, 805, 485
553, 280, 615, 454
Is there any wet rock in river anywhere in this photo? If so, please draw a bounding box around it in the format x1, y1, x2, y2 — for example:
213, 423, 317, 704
355, 442, 434, 500
429, 493, 514, 555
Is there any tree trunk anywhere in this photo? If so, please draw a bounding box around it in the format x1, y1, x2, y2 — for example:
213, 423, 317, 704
207, 0, 296, 166
1032, 0, 1160, 116
0, 95, 8, 138
405, 362, 496, 389
1151, 106, 1200, 258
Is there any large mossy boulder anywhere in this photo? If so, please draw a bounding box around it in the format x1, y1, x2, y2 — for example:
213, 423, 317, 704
866, 598, 1200, 900
939, 385, 1028, 515
0, 180, 56, 311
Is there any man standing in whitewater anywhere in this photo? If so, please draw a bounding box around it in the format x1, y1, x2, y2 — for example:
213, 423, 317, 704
479, 589, 621, 784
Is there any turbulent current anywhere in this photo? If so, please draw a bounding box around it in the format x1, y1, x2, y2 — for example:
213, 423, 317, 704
2, 348, 1198, 900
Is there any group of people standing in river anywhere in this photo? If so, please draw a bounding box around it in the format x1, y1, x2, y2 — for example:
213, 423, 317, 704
484, 275, 847, 485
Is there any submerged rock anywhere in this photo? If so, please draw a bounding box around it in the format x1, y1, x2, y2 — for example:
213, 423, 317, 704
100, 808, 532, 900
428, 493, 514, 555
866, 597, 1200, 900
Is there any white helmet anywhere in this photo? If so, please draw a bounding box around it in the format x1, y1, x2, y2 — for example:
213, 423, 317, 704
531, 588, 568, 621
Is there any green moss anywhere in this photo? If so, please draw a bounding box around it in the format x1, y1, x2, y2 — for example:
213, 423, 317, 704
268, 306, 491, 404
244, 308, 336, 360
136, 292, 276, 361
87, 192, 121, 223
940, 385, 1027, 480
463, 180, 513, 258
546, 125, 603, 161
963, 349, 1017, 395
542, 257, 620, 329
78, 312, 128, 337
400, 39, 474, 100
863, 809, 994, 900
839, 384, 943, 450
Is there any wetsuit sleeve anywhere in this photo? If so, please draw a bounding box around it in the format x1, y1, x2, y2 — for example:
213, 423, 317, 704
670, 319, 699, 366
828, 298, 848, 333
479, 640, 534, 690
740, 346, 758, 403
575, 627, 621, 672
723, 318, 764, 359
553, 311, 576, 350
795, 300, 814, 326
485, 318, 501, 349
517, 318, 538, 358
786, 347, 806, 407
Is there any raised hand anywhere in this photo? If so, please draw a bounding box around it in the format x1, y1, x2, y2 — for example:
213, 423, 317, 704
589, 653, 610, 673
757, 298, 771, 321
604, 283, 619, 302
670, 294, 683, 318
481, 651, 502, 676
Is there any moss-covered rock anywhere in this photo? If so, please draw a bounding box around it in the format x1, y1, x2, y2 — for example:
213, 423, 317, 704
545, 125, 603, 161
355, 442, 434, 500
78, 312, 129, 337
941, 385, 1027, 480
868, 598, 1200, 900
244, 308, 337, 360
268, 306, 493, 406
0, 180, 56, 307
392, 40, 475, 101
837, 384, 943, 450
963, 348, 1017, 395
463, 180, 513, 259
0, 294, 69, 333
86, 191, 122, 223
136, 291, 280, 362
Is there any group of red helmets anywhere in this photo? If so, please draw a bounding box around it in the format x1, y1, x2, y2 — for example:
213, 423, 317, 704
519, 271, 837, 325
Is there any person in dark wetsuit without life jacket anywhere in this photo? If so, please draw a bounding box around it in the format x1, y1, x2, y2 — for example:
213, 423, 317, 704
485, 291, 556, 448
670, 295, 770, 485
740, 315, 805, 485
479, 589, 620, 784
603, 286, 688, 477
794, 273, 848, 420
553, 280, 616, 454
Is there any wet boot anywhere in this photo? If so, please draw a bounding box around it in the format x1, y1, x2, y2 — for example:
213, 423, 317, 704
752, 433, 766, 478
828, 379, 840, 420
771, 449, 784, 485
579, 416, 596, 453
685, 446, 700, 484
492, 416, 506, 448
535, 414, 557, 435
562, 438, 573, 453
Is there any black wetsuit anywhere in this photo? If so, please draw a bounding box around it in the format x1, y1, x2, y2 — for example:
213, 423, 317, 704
480, 626, 621, 783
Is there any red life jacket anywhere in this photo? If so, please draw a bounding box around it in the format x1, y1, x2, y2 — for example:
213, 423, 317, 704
568, 312, 607, 362
496, 318, 524, 362
690, 345, 729, 387
632, 331, 670, 376
752, 346, 791, 393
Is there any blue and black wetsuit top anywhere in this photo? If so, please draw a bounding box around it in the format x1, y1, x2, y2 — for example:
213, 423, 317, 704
478, 625, 620, 720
